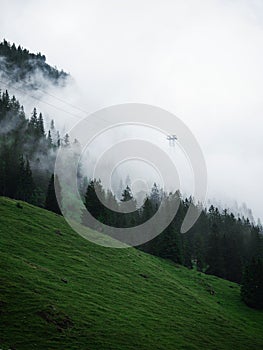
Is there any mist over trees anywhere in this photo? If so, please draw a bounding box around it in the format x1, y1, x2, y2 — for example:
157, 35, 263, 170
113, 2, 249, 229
0, 39, 67, 87
0, 40, 262, 309
0, 89, 62, 206
82, 178, 263, 286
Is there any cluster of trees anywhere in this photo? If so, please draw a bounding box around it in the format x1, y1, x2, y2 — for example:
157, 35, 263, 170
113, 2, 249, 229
0, 41, 262, 309
81, 179, 263, 309
0, 39, 67, 85
1, 86, 262, 308
0, 89, 68, 206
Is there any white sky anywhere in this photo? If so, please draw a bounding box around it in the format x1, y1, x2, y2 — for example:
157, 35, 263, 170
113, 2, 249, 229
0, 0, 263, 221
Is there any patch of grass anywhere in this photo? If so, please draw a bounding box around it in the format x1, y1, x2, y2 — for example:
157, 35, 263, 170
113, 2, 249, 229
0, 196, 262, 349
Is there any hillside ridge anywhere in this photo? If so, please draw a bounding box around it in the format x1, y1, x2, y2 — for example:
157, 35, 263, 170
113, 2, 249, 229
0, 197, 262, 350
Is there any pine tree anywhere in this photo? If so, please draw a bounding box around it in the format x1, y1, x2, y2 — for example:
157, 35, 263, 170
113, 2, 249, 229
121, 186, 133, 202
150, 182, 161, 210
141, 196, 154, 223
82, 179, 106, 227
45, 174, 61, 215
63, 133, 70, 147
2, 90, 10, 109
50, 119, 57, 144
47, 130, 52, 146
37, 112, 45, 136
57, 131, 61, 147
29, 107, 38, 131
50, 119, 55, 130
16, 156, 35, 203
120, 186, 138, 227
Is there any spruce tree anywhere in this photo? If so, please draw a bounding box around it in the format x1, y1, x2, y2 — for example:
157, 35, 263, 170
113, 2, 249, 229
16, 156, 35, 203
82, 180, 106, 227
63, 133, 70, 147
45, 174, 61, 215
120, 186, 138, 227
29, 108, 38, 131
37, 112, 45, 136
47, 130, 52, 146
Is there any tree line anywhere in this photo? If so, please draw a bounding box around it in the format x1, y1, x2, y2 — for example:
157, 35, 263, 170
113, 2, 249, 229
0, 89, 68, 206
0, 86, 262, 309
0, 39, 67, 85
80, 179, 263, 309
0, 39, 261, 310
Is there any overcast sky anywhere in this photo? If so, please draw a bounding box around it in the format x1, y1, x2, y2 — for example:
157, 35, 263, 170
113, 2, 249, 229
0, 0, 263, 221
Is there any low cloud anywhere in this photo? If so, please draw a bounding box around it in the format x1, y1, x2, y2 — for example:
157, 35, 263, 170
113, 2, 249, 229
0, 0, 262, 220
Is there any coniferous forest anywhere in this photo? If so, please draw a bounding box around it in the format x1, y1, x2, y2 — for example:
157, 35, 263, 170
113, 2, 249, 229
0, 39, 67, 86
0, 40, 263, 312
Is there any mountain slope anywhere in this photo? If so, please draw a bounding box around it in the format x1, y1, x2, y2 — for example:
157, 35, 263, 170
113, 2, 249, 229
0, 39, 68, 87
0, 197, 262, 350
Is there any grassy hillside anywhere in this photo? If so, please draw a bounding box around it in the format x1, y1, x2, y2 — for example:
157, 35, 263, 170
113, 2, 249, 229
0, 197, 262, 350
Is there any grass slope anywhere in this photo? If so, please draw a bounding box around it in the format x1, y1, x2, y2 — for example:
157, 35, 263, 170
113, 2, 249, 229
0, 197, 262, 350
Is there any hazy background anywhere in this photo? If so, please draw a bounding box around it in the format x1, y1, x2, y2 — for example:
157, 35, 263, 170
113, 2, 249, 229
0, 0, 262, 221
